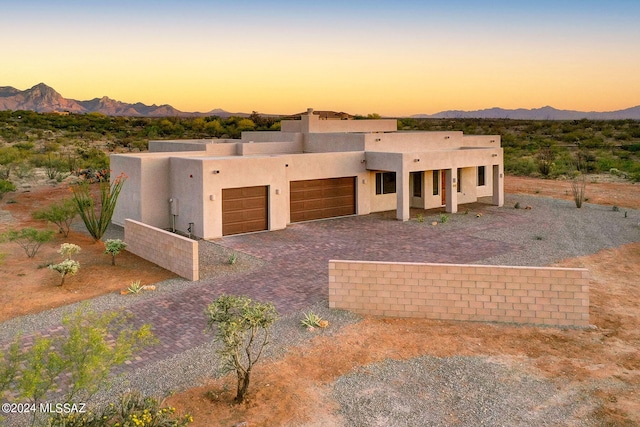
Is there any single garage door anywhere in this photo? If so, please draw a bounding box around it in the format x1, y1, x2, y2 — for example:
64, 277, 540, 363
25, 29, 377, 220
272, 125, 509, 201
290, 177, 356, 223
222, 186, 268, 236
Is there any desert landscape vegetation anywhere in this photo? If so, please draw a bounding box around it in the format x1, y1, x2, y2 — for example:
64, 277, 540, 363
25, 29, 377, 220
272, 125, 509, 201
0, 111, 639, 426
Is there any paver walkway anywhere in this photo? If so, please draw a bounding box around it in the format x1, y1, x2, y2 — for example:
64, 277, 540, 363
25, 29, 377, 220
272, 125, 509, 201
124, 207, 522, 367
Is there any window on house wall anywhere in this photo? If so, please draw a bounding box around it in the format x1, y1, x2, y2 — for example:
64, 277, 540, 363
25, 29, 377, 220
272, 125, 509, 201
432, 170, 439, 195
478, 166, 486, 186
457, 168, 462, 193
412, 172, 422, 197
375, 172, 396, 195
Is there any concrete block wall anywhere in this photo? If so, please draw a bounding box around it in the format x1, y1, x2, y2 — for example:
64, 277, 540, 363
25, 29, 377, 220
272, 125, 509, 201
124, 219, 199, 281
329, 261, 589, 328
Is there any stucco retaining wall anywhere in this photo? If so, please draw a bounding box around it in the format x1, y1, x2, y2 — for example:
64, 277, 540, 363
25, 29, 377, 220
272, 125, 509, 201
124, 219, 199, 281
329, 261, 589, 327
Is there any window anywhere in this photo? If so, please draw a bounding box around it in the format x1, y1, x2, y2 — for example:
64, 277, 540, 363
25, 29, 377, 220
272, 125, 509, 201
477, 166, 486, 186
375, 172, 396, 195
412, 172, 422, 197
457, 168, 462, 193
432, 170, 439, 195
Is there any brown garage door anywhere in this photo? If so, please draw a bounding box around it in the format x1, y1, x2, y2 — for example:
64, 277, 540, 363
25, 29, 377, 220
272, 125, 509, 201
222, 186, 268, 236
290, 177, 356, 223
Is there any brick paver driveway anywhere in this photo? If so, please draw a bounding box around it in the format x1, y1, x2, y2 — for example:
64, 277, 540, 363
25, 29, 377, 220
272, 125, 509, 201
130, 208, 523, 366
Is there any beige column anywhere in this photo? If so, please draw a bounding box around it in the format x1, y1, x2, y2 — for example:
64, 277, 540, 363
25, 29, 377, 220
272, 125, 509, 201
396, 167, 410, 221
445, 168, 458, 213
493, 164, 504, 207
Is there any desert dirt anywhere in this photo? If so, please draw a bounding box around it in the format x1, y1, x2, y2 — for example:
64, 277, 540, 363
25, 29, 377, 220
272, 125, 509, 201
0, 183, 176, 322
1, 175, 639, 426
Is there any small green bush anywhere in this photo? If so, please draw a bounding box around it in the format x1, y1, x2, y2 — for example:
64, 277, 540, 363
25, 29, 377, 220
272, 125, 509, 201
33, 199, 77, 237
1, 227, 54, 258
49, 391, 193, 427
104, 238, 127, 266
439, 214, 450, 224
49, 259, 80, 286
0, 308, 156, 426
0, 179, 16, 200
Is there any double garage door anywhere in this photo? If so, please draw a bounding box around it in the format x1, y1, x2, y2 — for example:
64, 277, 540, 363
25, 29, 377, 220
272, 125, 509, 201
222, 177, 356, 236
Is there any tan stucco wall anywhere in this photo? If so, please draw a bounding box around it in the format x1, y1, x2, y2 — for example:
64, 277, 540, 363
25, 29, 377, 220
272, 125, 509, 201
241, 131, 302, 143
149, 140, 210, 152
237, 140, 303, 156
302, 114, 396, 133
168, 157, 205, 237
199, 155, 288, 239
305, 133, 366, 153
112, 153, 172, 228
124, 219, 198, 281
329, 260, 590, 328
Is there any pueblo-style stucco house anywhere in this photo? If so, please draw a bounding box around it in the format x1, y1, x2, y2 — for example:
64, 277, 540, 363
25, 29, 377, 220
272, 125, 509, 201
111, 109, 504, 239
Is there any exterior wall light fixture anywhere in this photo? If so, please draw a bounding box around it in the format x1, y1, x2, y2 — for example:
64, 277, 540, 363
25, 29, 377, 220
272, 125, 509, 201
414, 158, 420, 162
212, 170, 220, 174
444, 136, 450, 139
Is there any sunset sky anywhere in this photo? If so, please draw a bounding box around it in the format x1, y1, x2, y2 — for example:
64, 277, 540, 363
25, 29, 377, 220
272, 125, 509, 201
2, 0, 639, 116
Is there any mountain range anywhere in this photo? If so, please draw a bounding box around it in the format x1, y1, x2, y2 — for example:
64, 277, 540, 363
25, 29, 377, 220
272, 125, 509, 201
1, 83, 639, 120
410, 105, 640, 120
0, 83, 241, 118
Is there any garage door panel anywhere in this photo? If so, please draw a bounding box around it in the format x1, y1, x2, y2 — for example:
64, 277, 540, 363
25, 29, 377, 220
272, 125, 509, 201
222, 186, 268, 236
290, 177, 355, 223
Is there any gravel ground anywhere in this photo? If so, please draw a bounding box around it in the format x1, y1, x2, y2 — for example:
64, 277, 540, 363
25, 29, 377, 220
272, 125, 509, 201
332, 356, 596, 427
3, 195, 639, 426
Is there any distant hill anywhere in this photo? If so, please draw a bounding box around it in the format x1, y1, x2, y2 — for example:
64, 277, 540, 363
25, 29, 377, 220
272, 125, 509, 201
411, 105, 640, 120
2, 83, 639, 120
0, 83, 242, 117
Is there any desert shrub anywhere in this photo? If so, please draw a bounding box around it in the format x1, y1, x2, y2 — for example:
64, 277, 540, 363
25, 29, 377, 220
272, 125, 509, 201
0, 179, 16, 200
228, 253, 237, 265
571, 174, 587, 208
0, 146, 21, 179
536, 146, 555, 176
505, 156, 537, 176
301, 312, 328, 330
0, 308, 155, 426
205, 295, 278, 403
126, 280, 143, 294
439, 213, 450, 223
0, 227, 54, 258
104, 238, 127, 266
71, 173, 127, 241
32, 198, 77, 237
49, 391, 193, 427
49, 259, 80, 286
76, 146, 109, 171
